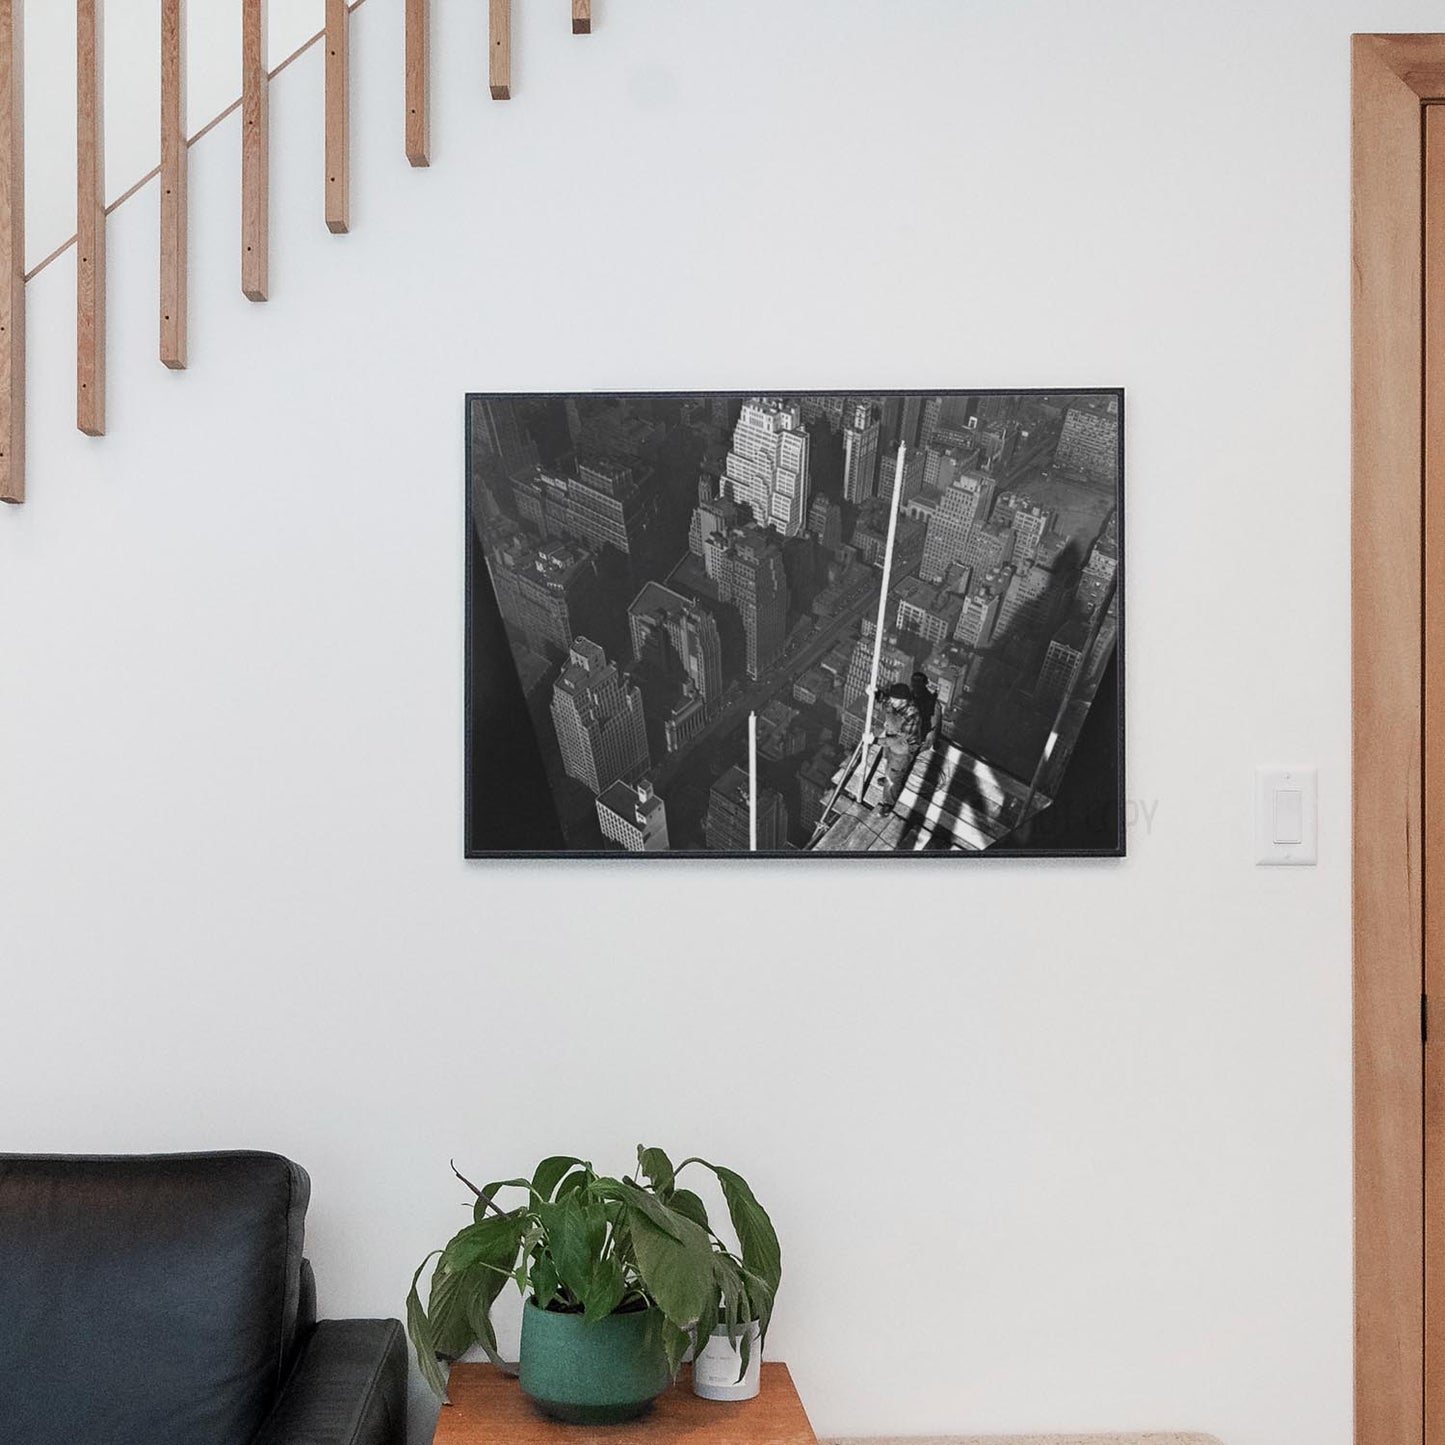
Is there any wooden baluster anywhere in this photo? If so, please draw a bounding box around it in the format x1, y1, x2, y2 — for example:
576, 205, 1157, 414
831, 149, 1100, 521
242, 0, 268, 300
77, 0, 104, 435
325, 0, 348, 232
0, 0, 22, 500
490, 0, 510, 100
406, 0, 429, 166
160, 0, 187, 369
572, 0, 590, 35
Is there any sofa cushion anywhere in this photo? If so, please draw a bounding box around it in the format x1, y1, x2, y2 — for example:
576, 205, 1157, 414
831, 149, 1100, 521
0, 1151, 309, 1445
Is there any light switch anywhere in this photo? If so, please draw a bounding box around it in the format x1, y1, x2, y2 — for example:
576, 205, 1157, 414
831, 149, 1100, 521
1273, 789, 1303, 845
1256, 768, 1317, 865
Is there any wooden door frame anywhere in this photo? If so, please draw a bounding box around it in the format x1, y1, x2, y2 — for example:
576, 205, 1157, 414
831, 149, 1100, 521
1354, 32, 1445, 1445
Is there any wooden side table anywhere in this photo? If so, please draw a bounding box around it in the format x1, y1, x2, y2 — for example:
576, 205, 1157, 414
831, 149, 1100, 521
435, 1363, 817, 1445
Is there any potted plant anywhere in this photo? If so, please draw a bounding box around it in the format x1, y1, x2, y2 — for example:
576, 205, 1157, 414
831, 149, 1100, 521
406, 1146, 781, 1424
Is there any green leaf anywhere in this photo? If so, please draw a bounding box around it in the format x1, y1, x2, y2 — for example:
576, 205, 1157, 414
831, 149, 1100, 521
530, 1254, 561, 1311
705, 1252, 756, 1382
554, 1167, 590, 1200
422, 1211, 527, 1365
737, 1319, 755, 1383
738, 1263, 775, 1335
538, 1194, 603, 1307
582, 1254, 628, 1322
473, 1176, 531, 1223
660, 1317, 691, 1377
616, 1180, 688, 1242
624, 1197, 715, 1330
440, 1213, 525, 1274
682, 1160, 782, 1298
636, 1145, 675, 1197
532, 1155, 585, 1204
693, 1289, 719, 1369
406, 1253, 451, 1401
667, 1188, 711, 1234
427, 1261, 482, 1360
465, 1259, 513, 1368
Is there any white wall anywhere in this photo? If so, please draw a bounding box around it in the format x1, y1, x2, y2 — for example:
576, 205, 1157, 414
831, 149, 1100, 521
0, 1, 1423, 1442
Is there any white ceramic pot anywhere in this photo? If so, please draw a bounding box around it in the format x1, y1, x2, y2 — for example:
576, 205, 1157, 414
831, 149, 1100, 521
692, 1321, 761, 1401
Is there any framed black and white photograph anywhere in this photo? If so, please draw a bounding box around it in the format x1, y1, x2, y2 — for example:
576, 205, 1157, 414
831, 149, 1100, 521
466, 391, 1123, 857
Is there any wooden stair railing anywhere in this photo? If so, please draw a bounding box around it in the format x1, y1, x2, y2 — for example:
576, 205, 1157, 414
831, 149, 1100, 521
0, 0, 591, 507
76, 0, 103, 436
241, 0, 269, 302
326, 0, 350, 234
406, 0, 429, 166
0, 0, 23, 503
160, 0, 186, 370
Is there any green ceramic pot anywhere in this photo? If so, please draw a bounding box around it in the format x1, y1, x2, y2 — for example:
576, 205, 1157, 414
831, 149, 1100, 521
518, 1299, 671, 1424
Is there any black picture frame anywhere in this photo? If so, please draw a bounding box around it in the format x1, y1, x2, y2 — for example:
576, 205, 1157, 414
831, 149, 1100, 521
465, 389, 1124, 859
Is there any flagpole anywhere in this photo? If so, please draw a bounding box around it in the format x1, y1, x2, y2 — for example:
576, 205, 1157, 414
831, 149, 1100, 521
748, 710, 758, 851
863, 442, 908, 755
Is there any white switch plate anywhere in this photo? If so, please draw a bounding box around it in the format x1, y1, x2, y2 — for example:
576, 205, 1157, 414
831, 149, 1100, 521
1255, 767, 1318, 865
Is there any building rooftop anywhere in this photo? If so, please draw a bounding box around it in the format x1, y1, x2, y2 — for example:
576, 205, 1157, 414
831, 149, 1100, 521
597, 779, 664, 825
711, 764, 749, 804
896, 575, 946, 611
555, 637, 611, 695
629, 579, 692, 624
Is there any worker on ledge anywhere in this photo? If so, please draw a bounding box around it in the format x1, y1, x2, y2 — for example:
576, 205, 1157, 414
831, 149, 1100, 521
874, 682, 924, 817
911, 670, 941, 749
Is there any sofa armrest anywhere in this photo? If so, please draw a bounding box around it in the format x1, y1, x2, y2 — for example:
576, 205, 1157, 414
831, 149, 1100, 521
252, 1319, 406, 1445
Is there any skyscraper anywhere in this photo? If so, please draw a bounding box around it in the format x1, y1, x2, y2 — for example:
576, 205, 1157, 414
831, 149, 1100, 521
880, 396, 903, 448
899, 394, 924, 450
994, 496, 1052, 568
1077, 511, 1119, 615
628, 580, 724, 712
704, 765, 788, 851
842, 401, 880, 504
722, 399, 812, 537
797, 743, 842, 838
918, 396, 943, 450
470, 397, 539, 490
1036, 624, 1089, 707
878, 440, 924, 503
689, 495, 743, 562
1054, 405, 1120, 483
842, 629, 912, 710
894, 576, 963, 647
922, 444, 970, 496
513, 459, 658, 558
550, 638, 650, 795
595, 779, 670, 852
962, 516, 1016, 574
486, 532, 599, 661
955, 585, 1002, 650
704, 526, 790, 679
921, 471, 997, 582
807, 494, 844, 551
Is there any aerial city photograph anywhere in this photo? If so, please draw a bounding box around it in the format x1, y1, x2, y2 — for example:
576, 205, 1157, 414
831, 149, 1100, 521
466, 391, 1122, 856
